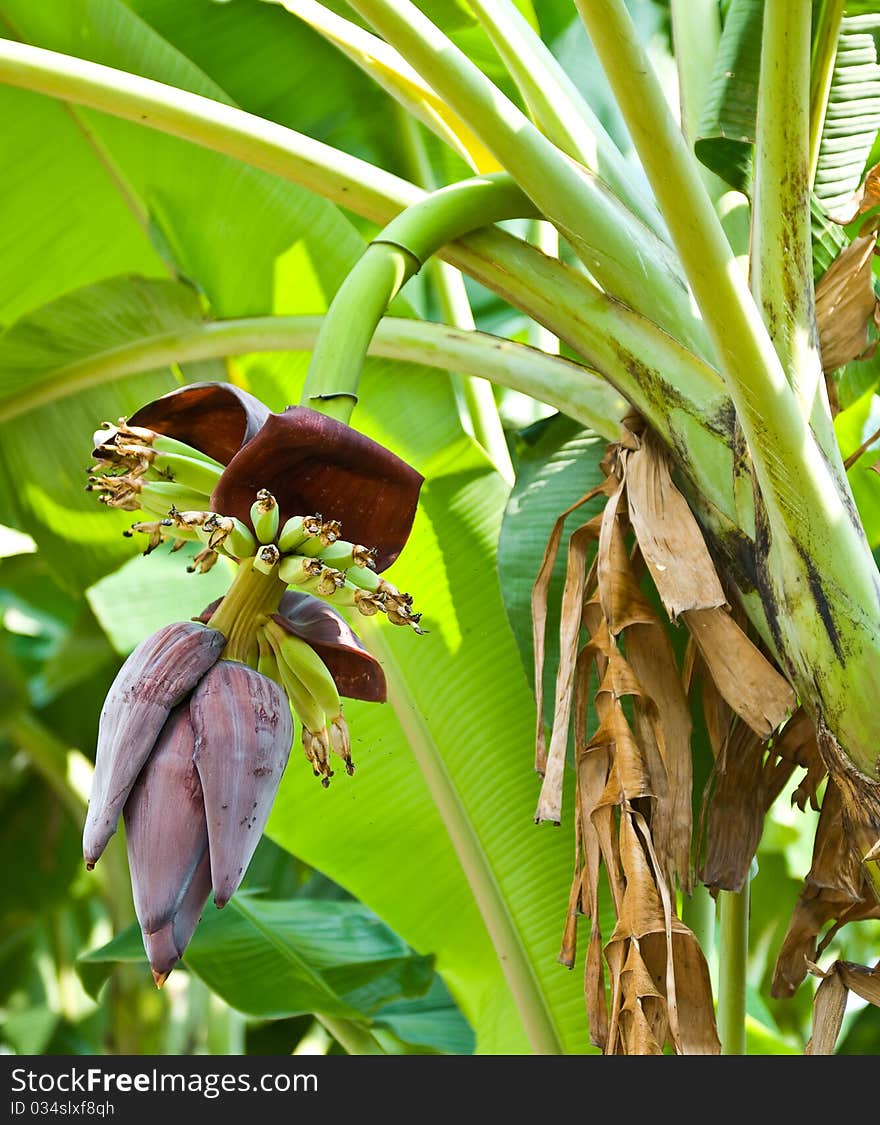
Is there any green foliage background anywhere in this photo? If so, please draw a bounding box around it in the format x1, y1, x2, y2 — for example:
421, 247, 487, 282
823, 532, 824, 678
0, 0, 878, 1056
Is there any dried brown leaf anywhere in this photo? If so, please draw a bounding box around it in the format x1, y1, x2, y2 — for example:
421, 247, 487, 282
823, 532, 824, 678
597, 481, 657, 634
627, 619, 693, 892
531, 484, 608, 775
624, 430, 727, 619
604, 813, 719, 1054
805, 962, 849, 1055
683, 607, 796, 737
535, 515, 603, 824
773, 708, 825, 811
806, 960, 880, 1055
815, 220, 879, 373
585, 925, 609, 1049
772, 779, 880, 997
699, 720, 795, 892
838, 960, 880, 1006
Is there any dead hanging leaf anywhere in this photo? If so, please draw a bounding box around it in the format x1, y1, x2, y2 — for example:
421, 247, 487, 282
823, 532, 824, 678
815, 218, 879, 373
532, 418, 723, 1053
805, 960, 880, 1055
824, 161, 880, 226
624, 429, 727, 619
773, 708, 825, 811
604, 812, 719, 1055
683, 606, 796, 737
772, 779, 880, 998
597, 480, 656, 634
699, 719, 796, 892
626, 614, 693, 893
531, 481, 610, 775
534, 512, 603, 824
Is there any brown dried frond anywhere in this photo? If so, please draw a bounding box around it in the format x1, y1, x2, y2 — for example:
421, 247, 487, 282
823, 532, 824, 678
624, 427, 727, 619
698, 719, 796, 893
534, 418, 727, 1053
682, 607, 796, 737
773, 708, 825, 812
534, 510, 604, 824
604, 812, 719, 1055
805, 959, 880, 1054
772, 777, 880, 998
531, 479, 611, 776
815, 217, 879, 374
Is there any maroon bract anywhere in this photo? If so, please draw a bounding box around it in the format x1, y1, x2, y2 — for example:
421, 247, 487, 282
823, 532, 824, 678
127, 384, 423, 571
128, 382, 270, 465
211, 407, 423, 572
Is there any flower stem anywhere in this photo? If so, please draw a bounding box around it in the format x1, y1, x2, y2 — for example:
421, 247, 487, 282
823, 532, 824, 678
717, 883, 750, 1055
300, 172, 539, 423
207, 557, 286, 667
397, 110, 514, 482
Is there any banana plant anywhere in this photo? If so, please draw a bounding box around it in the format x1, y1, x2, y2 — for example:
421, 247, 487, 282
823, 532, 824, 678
1, 0, 879, 1055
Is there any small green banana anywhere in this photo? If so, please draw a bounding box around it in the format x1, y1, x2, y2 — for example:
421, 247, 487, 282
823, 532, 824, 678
274, 627, 341, 719
327, 580, 384, 615
314, 540, 378, 570
346, 564, 382, 592
261, 619, 333, 784
200, 514, 257, 558
278, 515, 316, 553
138, 480, 212, 518
255, 628, 284, 688
253, 543, 281, 575
250, 490, 280, 545
296, 518, 342, 558
278, 555, 325, 586
278, 515, 306, 552
147, 450, 223, 496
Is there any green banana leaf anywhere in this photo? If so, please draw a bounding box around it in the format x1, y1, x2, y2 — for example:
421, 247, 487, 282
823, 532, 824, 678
814, 13, 880, 216
77, 895, 474, 1054
694, 0, 763, 194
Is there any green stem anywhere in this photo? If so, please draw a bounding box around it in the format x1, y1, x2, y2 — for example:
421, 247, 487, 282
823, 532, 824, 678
347, 0, 710, 357
207, 556, 287, 666
301, 173, 539, 423
809, 0, 846, 186
682, 882, 717, 983
466, 0, 662, 233
717, 885, 749, 1055
577, 0, 880, 780
0, 314, 626, 439
752, 0, 834, 456
527, 220, 560, 355
0, 40, 727, 458
397, 110, 514, 482
669, 0, 726, 203
669, 0, 721, 148
316, 1014, 387, 1055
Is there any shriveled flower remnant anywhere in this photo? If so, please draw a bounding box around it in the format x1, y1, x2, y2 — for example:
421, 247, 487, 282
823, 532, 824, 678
84, 383, 424, 984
